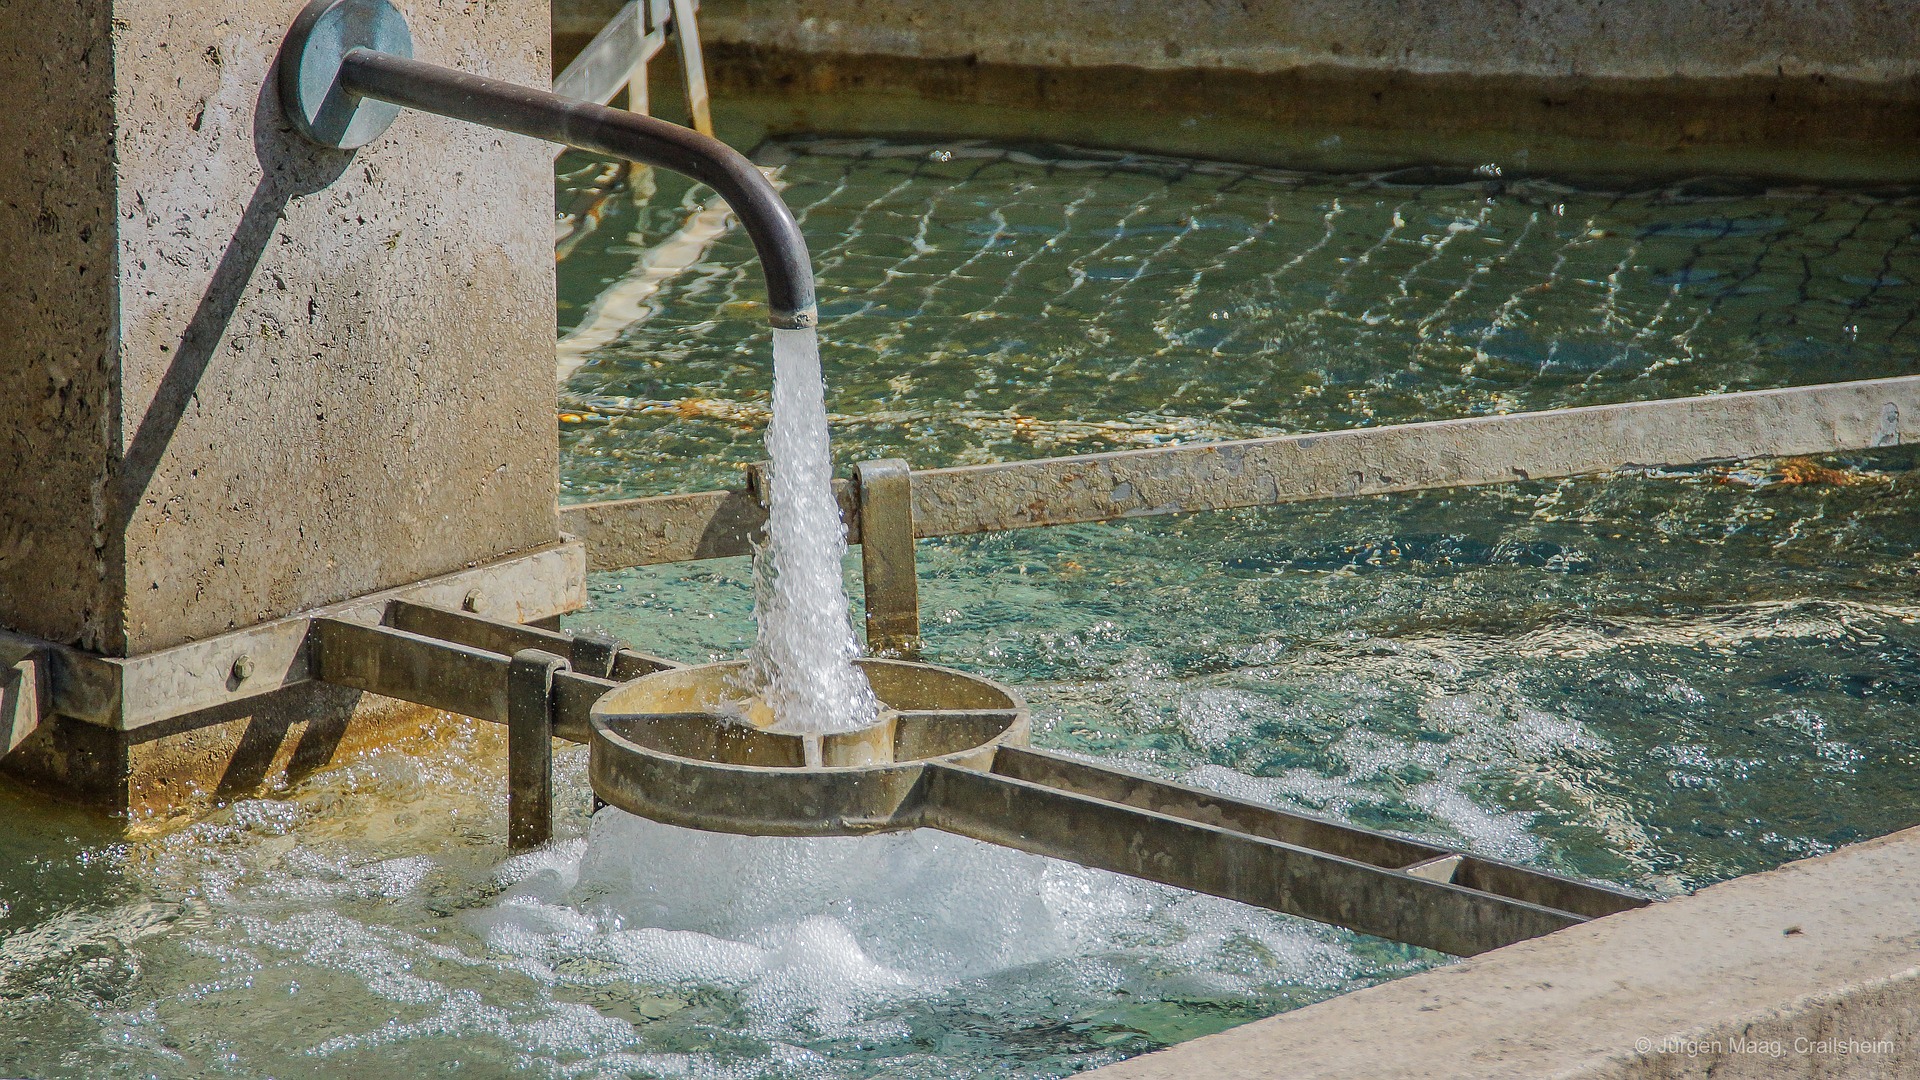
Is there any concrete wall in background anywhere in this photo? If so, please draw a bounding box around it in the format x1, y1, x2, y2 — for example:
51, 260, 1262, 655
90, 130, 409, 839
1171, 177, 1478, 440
684, 0, 1919, 82
556, 0, 1918, 180
1, 0, 562, 656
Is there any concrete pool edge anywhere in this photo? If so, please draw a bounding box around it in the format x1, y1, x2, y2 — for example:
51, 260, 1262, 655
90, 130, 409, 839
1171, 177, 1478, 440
1086, 825, 1920, 1078
558, 0, 1920, 185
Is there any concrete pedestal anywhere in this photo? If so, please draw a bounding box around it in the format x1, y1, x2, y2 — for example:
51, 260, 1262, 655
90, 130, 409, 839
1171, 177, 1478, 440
0, 0, 574, 812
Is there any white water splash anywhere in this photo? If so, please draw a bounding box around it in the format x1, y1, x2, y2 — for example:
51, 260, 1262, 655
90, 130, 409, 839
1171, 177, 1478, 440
742, 327, 879, 735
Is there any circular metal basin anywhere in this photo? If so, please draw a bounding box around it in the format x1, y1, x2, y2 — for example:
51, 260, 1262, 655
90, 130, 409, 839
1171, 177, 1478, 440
588, 659, 1029, 836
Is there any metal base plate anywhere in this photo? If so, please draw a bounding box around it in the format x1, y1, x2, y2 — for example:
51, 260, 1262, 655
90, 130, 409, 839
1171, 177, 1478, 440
280, 0, 413, 148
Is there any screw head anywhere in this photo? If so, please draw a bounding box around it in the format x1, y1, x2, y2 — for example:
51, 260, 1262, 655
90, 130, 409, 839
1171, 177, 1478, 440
231, 654, 254, 682
462, 589, 485, 613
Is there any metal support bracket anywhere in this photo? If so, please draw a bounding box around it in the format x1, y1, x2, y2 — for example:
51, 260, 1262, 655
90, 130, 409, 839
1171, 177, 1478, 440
1, 646, 47, 758
854, 458, 921, 658
508, 649, 569, 850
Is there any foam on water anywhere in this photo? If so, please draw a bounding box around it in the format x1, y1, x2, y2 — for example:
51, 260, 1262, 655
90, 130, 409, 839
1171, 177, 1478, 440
474, 809, 1368, 1047
741, 326, 879, 736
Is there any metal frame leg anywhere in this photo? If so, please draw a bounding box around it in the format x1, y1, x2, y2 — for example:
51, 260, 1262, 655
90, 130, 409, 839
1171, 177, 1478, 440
508, 649, 570, 851
854, 458, 921, 658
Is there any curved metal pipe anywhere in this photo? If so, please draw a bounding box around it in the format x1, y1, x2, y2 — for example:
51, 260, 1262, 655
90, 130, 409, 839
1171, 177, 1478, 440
337, 49, 815, 328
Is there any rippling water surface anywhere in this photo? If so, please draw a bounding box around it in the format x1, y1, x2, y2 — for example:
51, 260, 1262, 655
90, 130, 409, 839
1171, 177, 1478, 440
4, 139, 1920, 1078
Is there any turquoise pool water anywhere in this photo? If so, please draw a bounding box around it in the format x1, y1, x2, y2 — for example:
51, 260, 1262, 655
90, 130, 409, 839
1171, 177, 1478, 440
3, 138, 1918, 1079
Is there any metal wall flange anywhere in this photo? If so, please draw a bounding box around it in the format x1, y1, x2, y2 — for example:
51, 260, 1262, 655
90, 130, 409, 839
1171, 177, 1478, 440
280, 0, 413, 148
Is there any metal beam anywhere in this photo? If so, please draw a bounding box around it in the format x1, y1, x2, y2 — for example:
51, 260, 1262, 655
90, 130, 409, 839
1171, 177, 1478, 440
906, 377, 1916, 538
667, 0, 712, 136
564, 481, 857, 570
308, 608, 621, 746
560, 378, 1920, 571
0, 542, 585, 731
385, 599, 679, 680
311, 618, 512, 724
991, 747, 1646, 921
921, 761, 1587, 957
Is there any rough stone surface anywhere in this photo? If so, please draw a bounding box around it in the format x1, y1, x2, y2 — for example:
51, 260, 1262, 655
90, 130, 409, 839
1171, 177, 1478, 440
1088, 826, 1920, 1079
0, 0, 121, 653
2, 0, 562, 657
643, 0, 1920, 81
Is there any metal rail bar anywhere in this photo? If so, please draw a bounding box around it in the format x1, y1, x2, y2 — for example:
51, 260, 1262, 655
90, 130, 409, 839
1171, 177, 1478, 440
561, 376, 1920, 571
991, 747, 1647, 921
920, 762, 1587, 956
385, 600, 679, 679
564, 481, 857, 570
312, 618, 512, 723
311, 612, 632, 745
339, 50, 811, 327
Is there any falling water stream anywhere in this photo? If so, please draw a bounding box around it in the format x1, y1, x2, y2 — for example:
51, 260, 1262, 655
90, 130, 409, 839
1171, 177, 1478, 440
739, 327, 880, 747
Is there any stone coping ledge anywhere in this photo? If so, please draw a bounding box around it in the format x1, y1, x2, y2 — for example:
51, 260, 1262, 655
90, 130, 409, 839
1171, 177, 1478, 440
1089, 826, 1920, 1079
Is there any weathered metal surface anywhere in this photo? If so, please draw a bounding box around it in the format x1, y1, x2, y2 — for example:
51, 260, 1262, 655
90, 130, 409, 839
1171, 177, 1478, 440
280, 0, 414, 149
0, 542, 584, 732
920, 762, 1584, 956
562, 482, 857, 570
308, 599, 642, 746
508, 650, 569, 850
554, 669, 623, 743
854, 459, 921, 657
311, 619, 513, 724
385, 598, 677, 680
560, 378, 1920, 570
567, 632, 623, 679
991, 746, 1646, 921
1, 653, 46, 758
587, 659, 1027, 834
299, 623, 1635, 955
905, 376, 1920, 537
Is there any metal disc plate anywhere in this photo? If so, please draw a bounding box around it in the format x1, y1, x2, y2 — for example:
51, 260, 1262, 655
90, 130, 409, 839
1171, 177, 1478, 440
280, 0, 413, 149
588, 659, 1030, 836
